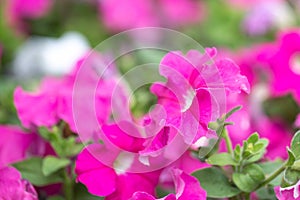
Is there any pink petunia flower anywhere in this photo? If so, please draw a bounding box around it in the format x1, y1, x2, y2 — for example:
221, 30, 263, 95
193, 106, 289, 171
14, 53, 122, 140
151, 49, 250, 145
0, 125, 37, 168
274, 180, 300, 200
75, 145, 160, 199
130, 168, 207, 200
0, 166, 38, 200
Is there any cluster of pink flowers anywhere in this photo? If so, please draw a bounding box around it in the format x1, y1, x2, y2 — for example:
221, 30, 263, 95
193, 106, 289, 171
74, 48, 250, 199
1, 0, 300, 198
0, 46, 250, 199
1, 31, 300, 199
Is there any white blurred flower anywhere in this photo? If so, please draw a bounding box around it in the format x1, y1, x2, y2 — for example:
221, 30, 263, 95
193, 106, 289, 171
13, 31, 90, 77
243, 1, 295, 36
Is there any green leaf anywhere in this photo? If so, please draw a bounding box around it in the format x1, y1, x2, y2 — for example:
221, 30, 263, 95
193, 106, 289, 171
42, 156, 70, 176
234, 144, 241, 161
233, 173, 256, 193
256, 187, 277, 200
207, 153, 238, 166
291, 160, 300, 171
259, 160, 284, 186
225, 106, 242, 120
291, 131, 300, 159
244, 164, 265, 182
247, 132, 259, 144
192, 167, 241, 198
233, 164, 265, 192
38, 127, 52, 140
245, 139, 269, 163
283, 168, 300, 186
13, 157, 63, 186
287, 148, 296, 167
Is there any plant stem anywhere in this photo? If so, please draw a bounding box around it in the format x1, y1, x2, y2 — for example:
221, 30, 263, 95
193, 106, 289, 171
254, 161, 288, 190
63, 169, 73, 200
223, 128, 234, 155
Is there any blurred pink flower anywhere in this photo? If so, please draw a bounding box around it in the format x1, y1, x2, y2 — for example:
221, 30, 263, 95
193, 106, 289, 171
98, 0, 158, 32
75, 145, 160, 199
266, 30, 300, 103
159, 0, 204, 26
6, 0, 52, 32
98, 0, 204, 32
274, 180, 300, 200
131, 168, 207, 200
0, 166, 38, 200
14, 54, 121, 140
0, 125, 37, 168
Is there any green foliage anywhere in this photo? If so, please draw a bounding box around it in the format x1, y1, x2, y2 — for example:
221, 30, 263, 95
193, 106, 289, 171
263, 94, 300, 126
13, 157, 64, 186
38, 126, 84, 158
232, 164, 265, 192
207, 153, 238, 166
283, 168, 300, 186
281, 131, 300, 186
192, 167, 241, 198
0, 77, 19, 124
291, 131, 300, 159
234, 132, 268, 164
42, 156, 71, 176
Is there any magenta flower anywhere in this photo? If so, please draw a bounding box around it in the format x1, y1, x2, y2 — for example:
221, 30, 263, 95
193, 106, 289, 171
131, 168, 207, 200
6, 0, 52, 32
274, 180, 300, 200
0, 166, 38, 200
151, 49, 250, 144
266, 30, 300, 103
14, 54, 120, 140
14, 78, 61, 129
75, 145, 160, 199
159, 152, 209, 189
0, 125, 37, 168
